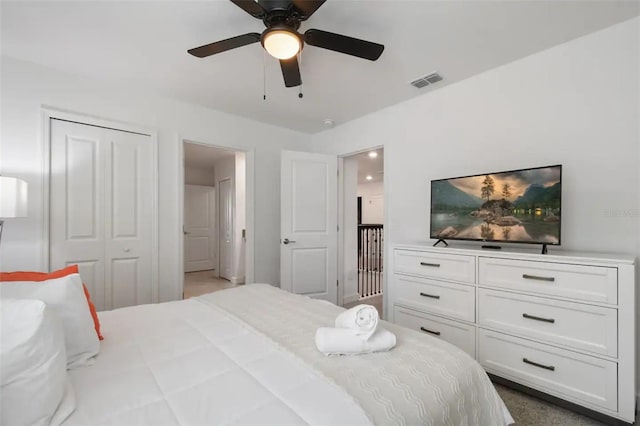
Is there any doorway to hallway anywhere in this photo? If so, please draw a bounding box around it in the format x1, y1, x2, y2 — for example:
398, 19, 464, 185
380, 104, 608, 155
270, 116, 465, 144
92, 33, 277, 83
182, 141, 247, 298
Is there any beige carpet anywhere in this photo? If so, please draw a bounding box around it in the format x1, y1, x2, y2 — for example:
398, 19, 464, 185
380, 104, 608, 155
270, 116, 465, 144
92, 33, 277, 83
183, 270, 239, 298
494, 383, 606, 425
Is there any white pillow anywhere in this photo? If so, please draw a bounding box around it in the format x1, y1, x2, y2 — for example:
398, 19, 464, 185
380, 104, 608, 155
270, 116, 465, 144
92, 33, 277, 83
0, 273, 100, 368
0, 299, 76, 426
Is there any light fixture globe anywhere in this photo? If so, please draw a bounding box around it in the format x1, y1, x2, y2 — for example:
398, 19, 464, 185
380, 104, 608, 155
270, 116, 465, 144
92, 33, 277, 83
261, 27, 302, 60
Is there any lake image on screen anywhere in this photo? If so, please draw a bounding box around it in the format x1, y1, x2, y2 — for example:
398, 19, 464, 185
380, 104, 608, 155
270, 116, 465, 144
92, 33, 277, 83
430, 166, 561, 244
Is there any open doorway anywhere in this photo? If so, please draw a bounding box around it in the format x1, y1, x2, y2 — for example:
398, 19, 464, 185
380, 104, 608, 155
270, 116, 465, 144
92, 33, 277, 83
182, 141, 247, 298
340, 148, 384, 317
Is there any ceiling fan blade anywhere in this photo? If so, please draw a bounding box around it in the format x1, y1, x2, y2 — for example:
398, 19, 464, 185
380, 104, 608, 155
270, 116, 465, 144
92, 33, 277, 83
280, 57, 302, 87
230, 0, 266, 18
291, 0, 326, 20
304, 29, 384, 61
188, 33, 261, 58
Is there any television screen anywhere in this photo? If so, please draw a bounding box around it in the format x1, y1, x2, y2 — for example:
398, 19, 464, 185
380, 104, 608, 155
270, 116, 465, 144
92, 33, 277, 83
430, 165, 562, 245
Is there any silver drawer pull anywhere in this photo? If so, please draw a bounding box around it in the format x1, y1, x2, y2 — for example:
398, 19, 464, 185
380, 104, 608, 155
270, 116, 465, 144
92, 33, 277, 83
523, 358, 555, 371
420, 326, 441, 336
522, 273, 555, 282
419, 292, 440, 299
420, 262, 441, 267
522, 313, 555, 323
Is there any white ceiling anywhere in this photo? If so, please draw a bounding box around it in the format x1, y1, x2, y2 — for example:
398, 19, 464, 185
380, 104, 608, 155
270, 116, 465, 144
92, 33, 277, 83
354, 148, 383, 184
184, 141, 234, 170
2, 1, 638, 134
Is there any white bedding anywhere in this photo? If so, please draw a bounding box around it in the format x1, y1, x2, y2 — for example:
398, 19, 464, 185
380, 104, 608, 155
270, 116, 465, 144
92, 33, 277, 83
63, 295, 370, 425
64, 284, 512, 425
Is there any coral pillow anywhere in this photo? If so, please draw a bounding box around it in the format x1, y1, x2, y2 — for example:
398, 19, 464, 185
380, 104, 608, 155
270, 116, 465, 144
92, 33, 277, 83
0, 265, 103, 340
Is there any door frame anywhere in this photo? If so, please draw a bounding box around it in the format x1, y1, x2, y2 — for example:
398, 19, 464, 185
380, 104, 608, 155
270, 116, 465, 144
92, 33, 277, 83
178, 138, 255, 299
217, 177, 233, 280
337, 145, 386, 315
41, 107, 160, 302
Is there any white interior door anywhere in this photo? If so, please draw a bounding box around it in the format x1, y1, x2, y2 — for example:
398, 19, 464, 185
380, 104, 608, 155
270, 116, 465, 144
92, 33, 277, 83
184, 184, 216, 273
50, 119, 154, 311
218, 178, 233, 280
280, 150, 338, 303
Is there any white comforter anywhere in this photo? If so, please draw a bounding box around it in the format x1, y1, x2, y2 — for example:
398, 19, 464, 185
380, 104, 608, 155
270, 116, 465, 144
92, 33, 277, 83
64, 284, 512, 425
63, 295, 370, 425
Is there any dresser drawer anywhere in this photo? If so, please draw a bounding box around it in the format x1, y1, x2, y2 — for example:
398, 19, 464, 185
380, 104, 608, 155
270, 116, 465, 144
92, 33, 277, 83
478, 289, 617, 357
479, 329, 617, 412
394, 275, 475, 322
394, 307, 476, 357
394, 250, 475, 283
478, 257, 617, 304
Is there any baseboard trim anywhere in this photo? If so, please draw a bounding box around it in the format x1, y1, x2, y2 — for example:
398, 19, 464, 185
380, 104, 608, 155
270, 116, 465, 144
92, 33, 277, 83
230, 276, 245, 285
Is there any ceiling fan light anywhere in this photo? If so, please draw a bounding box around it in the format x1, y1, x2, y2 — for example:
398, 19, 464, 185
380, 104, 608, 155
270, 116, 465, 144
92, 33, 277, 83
263, 30, 301, 60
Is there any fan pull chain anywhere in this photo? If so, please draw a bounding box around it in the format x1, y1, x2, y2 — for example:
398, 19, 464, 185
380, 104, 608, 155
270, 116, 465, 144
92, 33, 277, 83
263, 49, 267, 101
298, 51, 303, 99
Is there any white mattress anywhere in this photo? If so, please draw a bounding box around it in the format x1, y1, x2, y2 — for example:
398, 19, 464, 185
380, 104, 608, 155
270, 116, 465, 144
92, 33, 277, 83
64, 284, 513, 425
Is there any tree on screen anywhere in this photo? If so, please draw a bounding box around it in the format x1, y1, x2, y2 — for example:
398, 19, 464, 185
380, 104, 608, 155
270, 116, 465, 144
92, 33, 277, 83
481, 175, 495, 202
502, 183, 512, 201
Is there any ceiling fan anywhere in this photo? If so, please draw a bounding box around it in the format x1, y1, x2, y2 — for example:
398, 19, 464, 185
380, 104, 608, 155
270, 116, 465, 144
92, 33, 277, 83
188, 0, 384, 88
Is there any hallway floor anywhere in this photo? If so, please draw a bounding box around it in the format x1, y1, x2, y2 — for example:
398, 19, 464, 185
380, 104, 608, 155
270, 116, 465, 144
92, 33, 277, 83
183, 270, 239, 298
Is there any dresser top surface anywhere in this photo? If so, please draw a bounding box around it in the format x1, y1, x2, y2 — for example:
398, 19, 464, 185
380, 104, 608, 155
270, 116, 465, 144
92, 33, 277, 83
393, 243, 636, 266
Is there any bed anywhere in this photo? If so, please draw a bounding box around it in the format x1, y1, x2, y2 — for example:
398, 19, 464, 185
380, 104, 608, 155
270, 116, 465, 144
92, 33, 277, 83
63, 284, 513, 425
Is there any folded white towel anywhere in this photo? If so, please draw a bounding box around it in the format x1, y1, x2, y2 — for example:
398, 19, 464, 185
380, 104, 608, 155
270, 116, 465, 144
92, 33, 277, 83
315, 327, 396, 356
335, 304, 379, 340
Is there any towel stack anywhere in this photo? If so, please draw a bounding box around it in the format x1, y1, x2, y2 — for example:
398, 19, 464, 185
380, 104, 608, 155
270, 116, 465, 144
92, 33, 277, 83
315, 305, 396, 355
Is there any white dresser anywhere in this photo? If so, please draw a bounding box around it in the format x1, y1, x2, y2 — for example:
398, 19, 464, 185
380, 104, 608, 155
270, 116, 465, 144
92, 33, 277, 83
389, 244, 636, 423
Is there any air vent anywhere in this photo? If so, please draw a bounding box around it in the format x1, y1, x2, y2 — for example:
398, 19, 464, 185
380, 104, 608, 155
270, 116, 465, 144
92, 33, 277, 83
410, 72, 443, 89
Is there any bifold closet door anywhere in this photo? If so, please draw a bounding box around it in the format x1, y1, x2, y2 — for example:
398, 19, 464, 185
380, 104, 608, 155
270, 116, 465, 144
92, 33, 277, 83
50, 119, 154, 311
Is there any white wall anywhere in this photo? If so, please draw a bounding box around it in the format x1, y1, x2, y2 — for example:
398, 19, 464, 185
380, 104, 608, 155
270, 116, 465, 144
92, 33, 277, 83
234, 152, 246, 284
357, 181, 384, 197
185, 166, 215, 186
312, 18, 639, 260
0, 55, 311, 301
312, 16, 640, 385
342, 156, 360, 304
214, 155, 235, 280
358, 181, 384, 225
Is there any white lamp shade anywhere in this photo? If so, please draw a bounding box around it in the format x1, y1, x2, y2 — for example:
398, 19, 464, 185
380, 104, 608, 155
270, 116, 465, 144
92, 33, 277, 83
0, 176, 28, 218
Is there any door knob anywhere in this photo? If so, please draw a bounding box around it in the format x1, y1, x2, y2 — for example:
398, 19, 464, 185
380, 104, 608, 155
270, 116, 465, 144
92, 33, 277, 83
283, 238, 296, 245
123, 248, 130, 252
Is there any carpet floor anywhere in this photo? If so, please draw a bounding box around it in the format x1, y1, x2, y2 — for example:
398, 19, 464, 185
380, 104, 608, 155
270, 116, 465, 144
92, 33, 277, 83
183, 270, 239, 298
494, 383, 606, 425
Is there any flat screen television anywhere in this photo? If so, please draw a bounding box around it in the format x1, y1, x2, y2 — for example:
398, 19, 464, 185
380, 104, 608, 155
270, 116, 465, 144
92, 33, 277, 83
430, 165, 562, 250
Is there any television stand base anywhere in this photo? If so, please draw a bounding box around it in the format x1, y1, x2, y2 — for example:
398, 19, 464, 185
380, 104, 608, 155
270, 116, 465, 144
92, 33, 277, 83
481, 245, 502, 250
433, 239, 448, 247
541, 244, 548, 255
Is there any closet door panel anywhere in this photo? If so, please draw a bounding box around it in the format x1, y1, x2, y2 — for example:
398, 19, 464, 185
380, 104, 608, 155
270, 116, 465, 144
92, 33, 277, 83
50, 120, 107, 310
104, 129, 153, 309
50, 119, 154, 311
